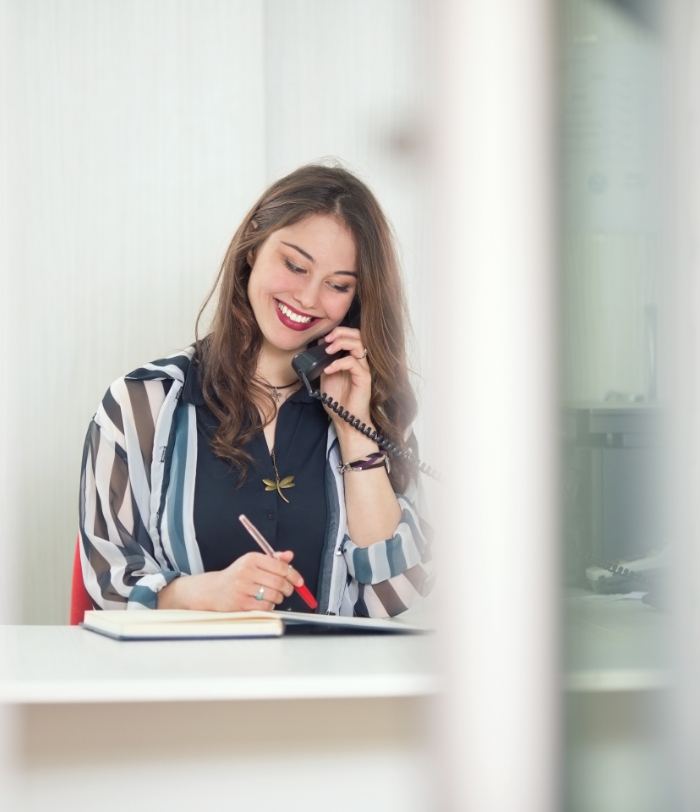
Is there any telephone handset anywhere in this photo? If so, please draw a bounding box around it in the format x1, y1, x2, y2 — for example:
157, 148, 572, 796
291, 298, 357, 394
291, 339, 348, 386
291, 300, 356, 392
291, 337, 439, 481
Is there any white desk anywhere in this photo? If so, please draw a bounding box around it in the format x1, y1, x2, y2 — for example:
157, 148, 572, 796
563, 591, 670, 812
564, 590, 668, 692
1, 626, 437, 812
1, 596, 668, 812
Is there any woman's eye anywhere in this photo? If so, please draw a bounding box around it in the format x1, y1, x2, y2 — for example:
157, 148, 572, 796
284, 257, 351, 293
284, 259, 305, 274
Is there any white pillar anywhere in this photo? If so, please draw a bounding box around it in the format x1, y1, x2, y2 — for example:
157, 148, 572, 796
665, 3, 700, 810
0, 2, 21, 805
431, 2, 558, 810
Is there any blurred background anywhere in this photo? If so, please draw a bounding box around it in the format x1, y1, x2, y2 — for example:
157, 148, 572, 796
3, 0, 700, 810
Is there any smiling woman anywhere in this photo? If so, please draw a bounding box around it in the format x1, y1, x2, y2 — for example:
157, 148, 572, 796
78, 164, 433, 618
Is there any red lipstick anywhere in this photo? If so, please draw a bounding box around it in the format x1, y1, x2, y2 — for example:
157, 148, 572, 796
274, 300, 319, 332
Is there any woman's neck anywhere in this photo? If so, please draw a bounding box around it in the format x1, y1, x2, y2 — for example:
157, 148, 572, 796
255, 343, 300, 388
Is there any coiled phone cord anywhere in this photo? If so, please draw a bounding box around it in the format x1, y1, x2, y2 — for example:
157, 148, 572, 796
303, 378, 441, 481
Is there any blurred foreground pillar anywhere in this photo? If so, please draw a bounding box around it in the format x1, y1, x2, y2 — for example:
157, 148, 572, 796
666, 3, 700, 811
431, 2, 559, 811
0, 2, 20, 803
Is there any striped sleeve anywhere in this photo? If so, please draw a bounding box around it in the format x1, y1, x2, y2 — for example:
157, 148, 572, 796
78, 378, 180, 610
342, 468, 435, 618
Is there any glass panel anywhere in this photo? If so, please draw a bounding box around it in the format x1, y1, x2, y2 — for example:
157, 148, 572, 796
559, 1, 669, 809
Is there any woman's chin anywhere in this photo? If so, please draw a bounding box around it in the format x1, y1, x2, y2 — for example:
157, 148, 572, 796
264, 322, 330, 352
262, 333, 316, 356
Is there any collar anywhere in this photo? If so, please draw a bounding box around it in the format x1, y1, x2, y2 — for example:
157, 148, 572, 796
181, 357, 206, 406
124, 345, 196, 383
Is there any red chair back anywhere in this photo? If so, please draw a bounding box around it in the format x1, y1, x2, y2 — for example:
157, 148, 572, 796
70, 537, 93, 625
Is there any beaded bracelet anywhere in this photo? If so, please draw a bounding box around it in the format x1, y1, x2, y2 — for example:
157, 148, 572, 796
338, 451, 391, 475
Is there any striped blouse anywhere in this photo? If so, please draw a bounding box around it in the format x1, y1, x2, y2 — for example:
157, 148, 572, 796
78, 346, 434, 617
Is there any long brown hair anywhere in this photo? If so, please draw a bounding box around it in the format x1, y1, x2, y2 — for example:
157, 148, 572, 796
194, 163, 418, 492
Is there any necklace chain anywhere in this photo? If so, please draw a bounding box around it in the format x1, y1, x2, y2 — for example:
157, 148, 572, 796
259, 376, 299, 404
258, 373, 298, 497
271, 447, 281, 479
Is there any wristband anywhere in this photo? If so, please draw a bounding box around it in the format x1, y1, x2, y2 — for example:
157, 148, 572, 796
338, 451, 390, 474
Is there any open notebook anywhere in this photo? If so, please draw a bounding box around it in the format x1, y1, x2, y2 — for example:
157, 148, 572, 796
81, 609, 427, 640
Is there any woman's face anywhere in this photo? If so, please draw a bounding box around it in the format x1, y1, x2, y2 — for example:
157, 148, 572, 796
247, 214, 358, 357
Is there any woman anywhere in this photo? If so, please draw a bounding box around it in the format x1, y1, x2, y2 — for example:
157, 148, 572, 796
78, 164, 432, 617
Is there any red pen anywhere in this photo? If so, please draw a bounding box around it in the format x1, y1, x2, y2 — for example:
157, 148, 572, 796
238, 514, 318, 610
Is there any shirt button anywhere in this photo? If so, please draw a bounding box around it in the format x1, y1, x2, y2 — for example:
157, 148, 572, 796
266, 511, 275, 520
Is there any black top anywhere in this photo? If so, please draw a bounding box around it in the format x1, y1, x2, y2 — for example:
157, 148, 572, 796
181, 359, 330, 613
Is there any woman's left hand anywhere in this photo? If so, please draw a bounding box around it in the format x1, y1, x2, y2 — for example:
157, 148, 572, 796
319, 327, 372, 431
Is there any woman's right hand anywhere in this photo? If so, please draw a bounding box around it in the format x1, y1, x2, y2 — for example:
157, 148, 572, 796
157, 550, 304, 612
209, 550, 303, 612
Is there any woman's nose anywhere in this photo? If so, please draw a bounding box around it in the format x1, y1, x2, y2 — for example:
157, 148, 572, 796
293, 279, 321, 311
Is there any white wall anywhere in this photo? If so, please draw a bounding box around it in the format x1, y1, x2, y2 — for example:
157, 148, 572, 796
263, 0, 432, 413
1, 0, 429, 623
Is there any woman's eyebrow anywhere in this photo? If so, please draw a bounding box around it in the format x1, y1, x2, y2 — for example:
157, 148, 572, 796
281, 241, 357, 277
281, 241, 314, 262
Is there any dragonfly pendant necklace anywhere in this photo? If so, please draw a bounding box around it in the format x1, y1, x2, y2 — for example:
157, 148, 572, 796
262, 447, 295, 503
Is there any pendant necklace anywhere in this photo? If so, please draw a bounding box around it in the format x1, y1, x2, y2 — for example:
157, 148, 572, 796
261, 378, 298, 404
262, 446, 295, 503
258, 376, 298, 500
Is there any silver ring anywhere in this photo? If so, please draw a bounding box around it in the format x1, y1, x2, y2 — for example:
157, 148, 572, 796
254, 586, 265, 601
357, 347, 368, 360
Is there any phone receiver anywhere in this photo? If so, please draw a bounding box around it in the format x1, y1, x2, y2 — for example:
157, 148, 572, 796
291, 339, 347, 392
290, 297, 359, 387
291, 339, 439, 481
